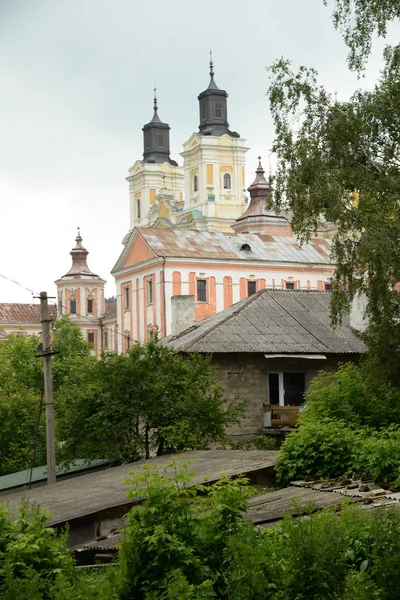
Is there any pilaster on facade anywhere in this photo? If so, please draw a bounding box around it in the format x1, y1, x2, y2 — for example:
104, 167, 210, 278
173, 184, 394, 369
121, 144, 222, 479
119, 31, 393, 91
127, 160, 184, 229
179, 133, 249, 232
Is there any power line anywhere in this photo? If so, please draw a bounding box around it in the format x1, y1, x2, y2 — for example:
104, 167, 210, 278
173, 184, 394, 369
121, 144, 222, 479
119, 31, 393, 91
58, 302, 129, 343
0, 272, 39, 296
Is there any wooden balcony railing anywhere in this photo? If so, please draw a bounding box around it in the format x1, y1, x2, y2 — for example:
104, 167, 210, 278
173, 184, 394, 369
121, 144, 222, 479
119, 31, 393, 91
263, 404, 301, 428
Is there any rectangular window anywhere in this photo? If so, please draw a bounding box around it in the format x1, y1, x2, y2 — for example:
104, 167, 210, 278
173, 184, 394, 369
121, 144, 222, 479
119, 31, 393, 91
285, 281, 295, 290
147, 278, 153, 304
284, 373, 306, 405
104, 331, 108, 348
59, 303, 62, 315
70, 299, 77, 314
197, 279, 207, 302
201, 103, 207, 122
87, 298, 93, 314
157, 133, 164, 148
324, 283, 332, 291
126, 334, 130, 350
88, 332, 95, 344
124, 286, 130, 310
247, 281, 257, 297
268, 373, 280, 405
214, 102, 222, 118
268, 372, 306, 406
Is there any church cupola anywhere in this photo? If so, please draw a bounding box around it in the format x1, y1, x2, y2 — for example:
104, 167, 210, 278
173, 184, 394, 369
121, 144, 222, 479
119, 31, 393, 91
232, 158, 292, 235
55, 229, 107, 356
142, 90, 178, 166
198, 55, 239, 138
63, 228, 99, 278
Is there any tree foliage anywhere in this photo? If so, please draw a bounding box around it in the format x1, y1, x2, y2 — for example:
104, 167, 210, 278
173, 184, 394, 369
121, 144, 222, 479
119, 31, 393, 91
0, 319, 243, 474
0, 317, 98, 476
60, 340, 244, 463
324, 0, 400, 72
300, 363, 400, 428
268, 43, 400, 386
3, 464, 400, 599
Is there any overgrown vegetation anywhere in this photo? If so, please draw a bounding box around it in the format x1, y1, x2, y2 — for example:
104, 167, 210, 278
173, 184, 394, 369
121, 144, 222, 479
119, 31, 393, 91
276, 364, 400, 487
267, 0, 400, 496
268, 2, 400, 390
0, 318, 243, 476
3, 463, 400, 599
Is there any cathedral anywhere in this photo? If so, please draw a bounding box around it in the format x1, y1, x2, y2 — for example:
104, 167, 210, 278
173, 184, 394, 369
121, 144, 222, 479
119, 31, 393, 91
1, 60, 336, 354
109, 60, 335, 352
127, 59, 249, 234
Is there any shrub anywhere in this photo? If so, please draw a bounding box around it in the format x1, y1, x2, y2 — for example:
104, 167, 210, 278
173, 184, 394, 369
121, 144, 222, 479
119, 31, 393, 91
276, 420, 359, 484
0, 502, 74, 599
303, 362, 400, 429
353, 427, 400, 485
116, 460, 255, 599
303, 363, 367, 427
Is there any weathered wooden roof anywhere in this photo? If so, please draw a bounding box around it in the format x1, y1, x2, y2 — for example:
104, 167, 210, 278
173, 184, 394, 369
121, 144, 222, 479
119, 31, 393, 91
163, 289, 366, 354
0, 450, 278, 526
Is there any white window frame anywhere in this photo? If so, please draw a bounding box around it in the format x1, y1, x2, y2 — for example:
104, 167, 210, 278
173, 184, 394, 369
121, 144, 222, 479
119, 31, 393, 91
268, 371, 307, 406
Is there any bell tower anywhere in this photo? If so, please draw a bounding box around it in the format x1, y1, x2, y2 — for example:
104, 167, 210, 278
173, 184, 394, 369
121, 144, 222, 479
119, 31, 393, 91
198, 55, 232, 137
55, 229, 106, 356
179, 57, 249, 232
126, 90, 184, 230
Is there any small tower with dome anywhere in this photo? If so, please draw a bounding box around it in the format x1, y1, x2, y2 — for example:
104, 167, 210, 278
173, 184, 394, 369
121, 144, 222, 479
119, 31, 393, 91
55, 229, 107, 355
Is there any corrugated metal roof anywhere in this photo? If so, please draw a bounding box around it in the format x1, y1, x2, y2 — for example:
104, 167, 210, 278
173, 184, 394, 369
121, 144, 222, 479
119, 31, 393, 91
0, 303, 57, 325
163, 290, 366, 354
138, 228, 332, 263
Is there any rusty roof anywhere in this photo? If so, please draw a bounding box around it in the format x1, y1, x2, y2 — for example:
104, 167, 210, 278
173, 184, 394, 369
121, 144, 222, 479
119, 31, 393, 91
0, 303, 57, 325
163, 290, 366, 354
137, 228, 332, 264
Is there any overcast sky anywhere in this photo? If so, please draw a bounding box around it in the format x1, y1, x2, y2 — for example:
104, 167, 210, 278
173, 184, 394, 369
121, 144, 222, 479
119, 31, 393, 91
1, 0, 399, 303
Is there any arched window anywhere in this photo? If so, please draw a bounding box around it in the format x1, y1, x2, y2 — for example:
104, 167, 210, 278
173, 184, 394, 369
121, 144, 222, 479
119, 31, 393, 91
193, 175, 198, 192
137, 198, 141, 219
223, 173, 231, 190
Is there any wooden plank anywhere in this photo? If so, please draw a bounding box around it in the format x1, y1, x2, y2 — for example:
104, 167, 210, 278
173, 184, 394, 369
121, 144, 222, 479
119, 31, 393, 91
246, 487, 350, 524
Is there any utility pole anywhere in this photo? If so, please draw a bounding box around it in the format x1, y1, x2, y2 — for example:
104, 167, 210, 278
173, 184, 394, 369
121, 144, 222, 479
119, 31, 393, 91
39, 291, 57, 485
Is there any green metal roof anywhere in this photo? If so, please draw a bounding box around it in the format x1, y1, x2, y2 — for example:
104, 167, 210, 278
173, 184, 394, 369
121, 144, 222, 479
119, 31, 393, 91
0, 459, 110, 492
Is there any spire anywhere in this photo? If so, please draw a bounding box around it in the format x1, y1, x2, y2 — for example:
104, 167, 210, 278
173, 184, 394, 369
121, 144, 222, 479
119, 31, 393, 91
249, 156, 269, 191
207, 50, 219, 91
62, 229, 99, 278
232, 158, 291, 235
74, 227, 84, 249
154, 87, 158, 111
150, 86, 162, 124
198, 53, 239, 137
142, 89, 178, 165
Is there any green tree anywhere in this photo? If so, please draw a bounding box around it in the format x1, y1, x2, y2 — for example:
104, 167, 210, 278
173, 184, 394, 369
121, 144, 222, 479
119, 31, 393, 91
60, 340, 244, 463
0, 317, 98, 475
300, 363, 400, 429
324, 0, 400, 72
0, 334, 44, 475
268, 43, 400, 386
